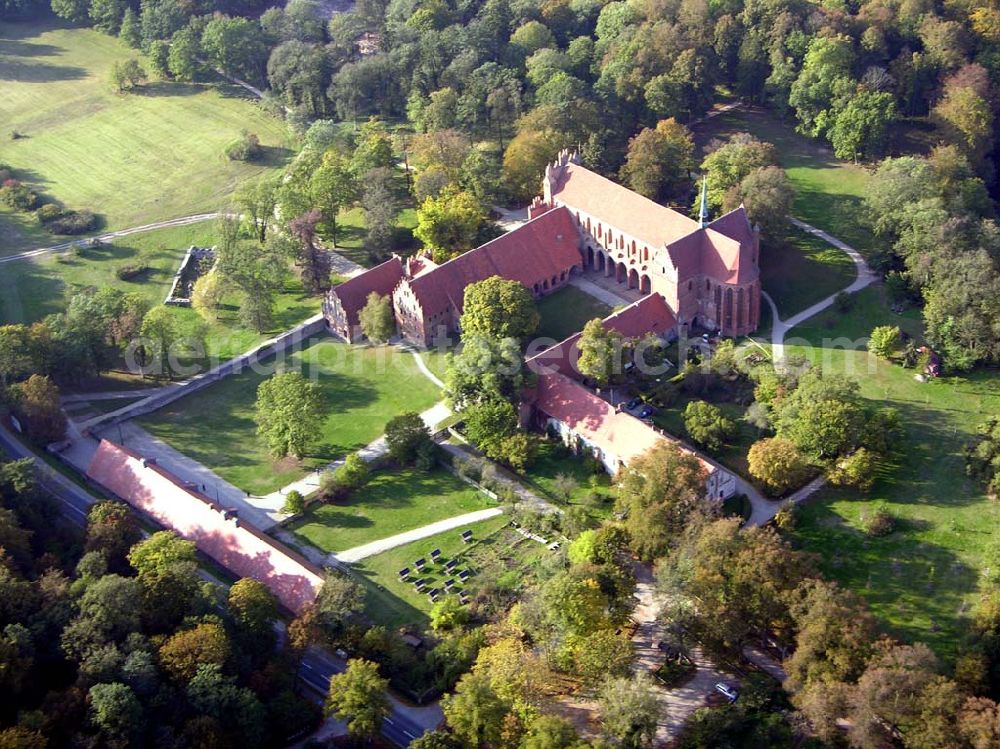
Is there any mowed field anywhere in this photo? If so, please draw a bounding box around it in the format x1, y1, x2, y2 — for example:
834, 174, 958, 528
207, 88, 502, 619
783, 286, 1000, 656
137, 336, 443, 494
0, 20, 292, 255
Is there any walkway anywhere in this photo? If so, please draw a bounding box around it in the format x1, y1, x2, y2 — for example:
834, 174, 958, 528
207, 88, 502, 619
261, 401, 452, 504
769, 218, 878, 360
0, 213, 224, 265
491, 204, 529, 233
568, 275, 634, 308
332, 507, 504, 563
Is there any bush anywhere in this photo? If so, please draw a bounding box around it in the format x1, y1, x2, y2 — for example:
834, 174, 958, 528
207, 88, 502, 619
863, 503, 895, 536
47, 209, 97, 235
224, 130, 262, 162
0, 179, 39, 211
834, 291, 853, 313
35, 203, 63, 224
654, 657, 696, 688
281, 490, 306, 515
116, 264, 149, 281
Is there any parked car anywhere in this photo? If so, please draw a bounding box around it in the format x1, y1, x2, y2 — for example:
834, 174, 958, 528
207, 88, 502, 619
714, 682, 739, 702
638, 405, 655, 419
626, 397, 642, 410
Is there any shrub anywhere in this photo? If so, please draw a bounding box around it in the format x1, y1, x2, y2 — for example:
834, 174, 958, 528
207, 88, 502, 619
35, 203, 63, 224
863, 503, 895, 536
47, 209, 97, 234
224, 130, 262, 161
281, 489, 306, 515
0, 179, 39, 211
834, 291, 853, 313
115, 264, 149, 281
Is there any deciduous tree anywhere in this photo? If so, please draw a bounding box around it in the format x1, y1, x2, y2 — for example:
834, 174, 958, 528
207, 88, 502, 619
358, 292, 395, 343
325, 659, 390, 739
9, 374, 66, 443
747, 437, 811, 496
682, 400, 735, 451
460, 276, 539, 341
414, 187, 487, 263
254, 371, 324, 459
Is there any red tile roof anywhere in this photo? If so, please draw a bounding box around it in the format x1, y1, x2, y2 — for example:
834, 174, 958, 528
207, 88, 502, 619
329, 256, 404, 327
86, 440, 323, 614
550, 163, 701, 249
406, 206, 583, 319
527, 293, 676, 379
534, 372, 716, 475
535, 372, 665, 465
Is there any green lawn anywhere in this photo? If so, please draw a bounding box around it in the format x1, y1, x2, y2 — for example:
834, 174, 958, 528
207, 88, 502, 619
651, 400, 758, 479
287, 467, 494, 554
521, 439, 617, 519
783, 285, 1000, 657
761, 227, 856, 319
0, 222, 322, 362
535, 285, 613, 342
352, 515, 546, 628
0, 20, 292, 255
693, 105, 876, 254
137, 336, 443, 494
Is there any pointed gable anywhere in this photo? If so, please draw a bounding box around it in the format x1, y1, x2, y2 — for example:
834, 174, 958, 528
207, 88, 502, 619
327, 256, 404, 328
404, 205, 582, 319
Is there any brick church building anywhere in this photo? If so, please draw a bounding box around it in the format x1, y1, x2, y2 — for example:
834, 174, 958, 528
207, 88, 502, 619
323, 150, 761, 346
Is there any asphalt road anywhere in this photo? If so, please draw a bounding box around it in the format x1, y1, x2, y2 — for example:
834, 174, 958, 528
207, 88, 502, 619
0, 423, 428, 747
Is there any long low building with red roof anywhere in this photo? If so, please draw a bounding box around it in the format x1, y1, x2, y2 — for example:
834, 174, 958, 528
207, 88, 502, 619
86, 439, 324, 614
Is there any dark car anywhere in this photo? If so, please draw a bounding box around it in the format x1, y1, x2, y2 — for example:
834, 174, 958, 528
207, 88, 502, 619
626, 397, 642, 410
638, 405, 655, 419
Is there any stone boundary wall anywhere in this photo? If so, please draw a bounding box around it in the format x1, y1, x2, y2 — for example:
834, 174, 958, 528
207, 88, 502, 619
77, 314, 328, 435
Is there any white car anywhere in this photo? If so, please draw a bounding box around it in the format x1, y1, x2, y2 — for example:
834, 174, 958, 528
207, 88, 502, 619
714, 683, 738, 702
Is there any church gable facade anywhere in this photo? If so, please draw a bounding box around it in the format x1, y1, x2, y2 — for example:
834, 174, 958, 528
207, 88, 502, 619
323, 151, 761, 345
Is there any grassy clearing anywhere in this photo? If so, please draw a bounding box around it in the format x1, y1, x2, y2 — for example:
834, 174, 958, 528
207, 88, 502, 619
0, 221, 322, 363
352, 515, 549, 628
535, 285, 613, 342
0, 20, 291, 255
287, 467, 493, 554
761, 227, 856, 319
693, 106, 875, 253
520, 439, 617, 520
783, 285, 1000, 656
137, 336, 442, 494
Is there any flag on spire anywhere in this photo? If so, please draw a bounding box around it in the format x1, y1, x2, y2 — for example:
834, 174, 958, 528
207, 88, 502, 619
699, 175, 709, 228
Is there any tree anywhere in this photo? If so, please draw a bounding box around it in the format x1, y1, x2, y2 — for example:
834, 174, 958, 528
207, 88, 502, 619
430, 595, 469, 632
234, 177, 279, 243
118, 7, 140, 47
254, 371, 324, 459
464, 399, 518, 460
442, 672, 509, 747
787, 34, 855, 137
521, 716, 580, 749
287, 210, 331, 294
50, 0, 88, 23
619, 119, 694, 201
168, 26, 201, 81
700, 134, 777, 211
828, 89, 897, 161
577, 318, 624, 387
191, 269, 226, 323
201, 15, 268, 82
325, 659, 390, 739
85, 501, 141, 572
158, 622, 231, 682
414, 187, 488, 263
774, 371, 866, 460
459, 276, 539, 341
598, 674, 659, 749
828, 448, 879, 491
127, 531, 196, 579
310, 150, 358, 245
361, 167, 398, 258
615, 441, 708, 559
501, 127, 563, 202
314, 572, 365, 636
139, 305, 181, 377
444, 334, 525, 409
868, 325, 901, 358
89, 0, 126, 33
747, 438, 812, 496
933, 65, 995, 163
683, 401, 735, 451
384, 412, 433, 465
109, 58, 146, 93
724, 166, 795, 235
227, 578, 278, 639
358, 292, 396, 343
9, 374, 66, 443
88, 682, 142, 744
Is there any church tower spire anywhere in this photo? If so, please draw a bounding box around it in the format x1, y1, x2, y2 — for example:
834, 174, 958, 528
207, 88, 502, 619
698, 176, 710, 228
